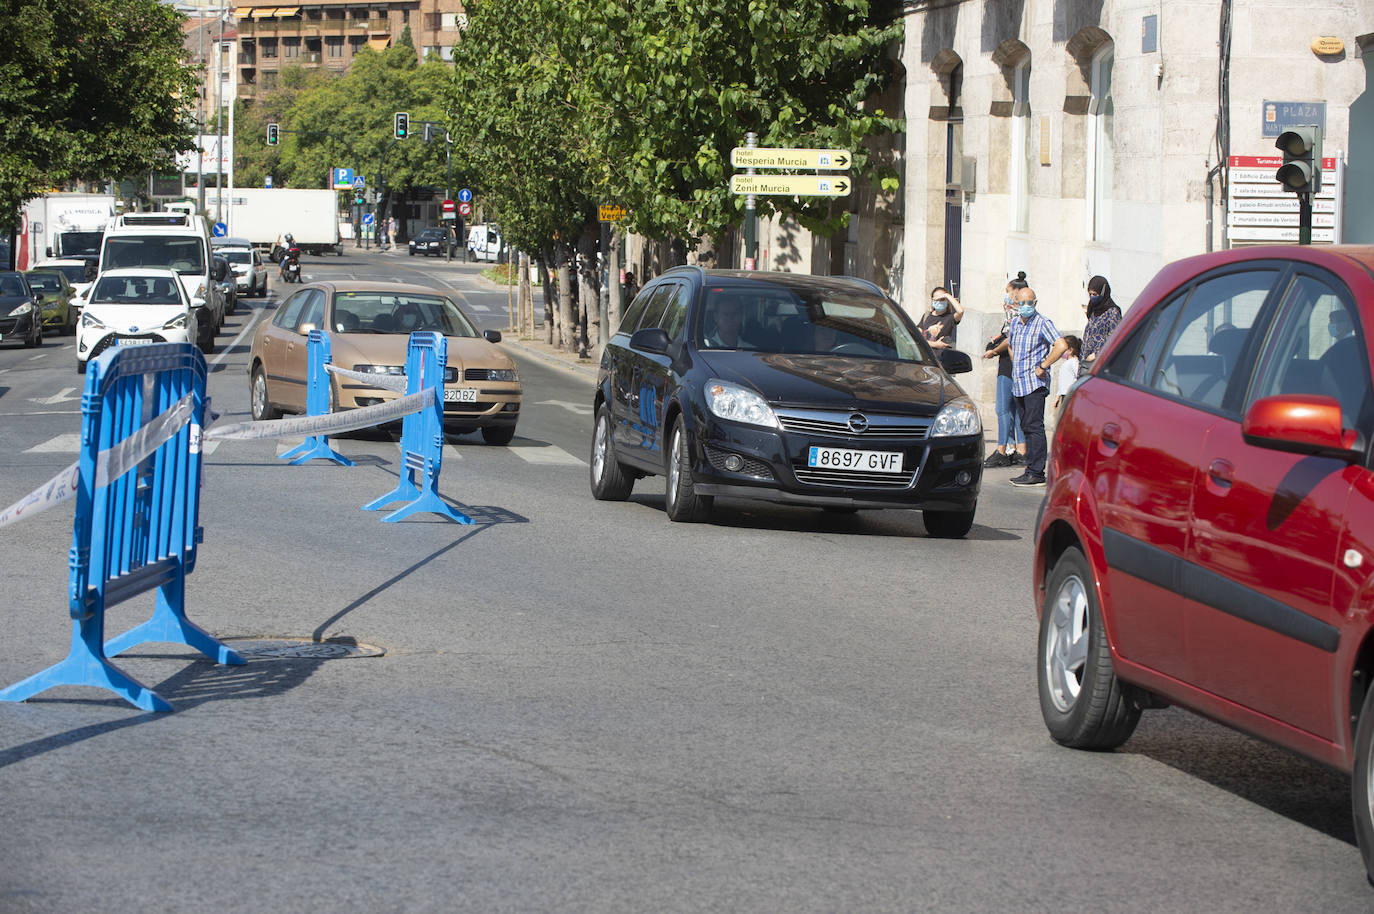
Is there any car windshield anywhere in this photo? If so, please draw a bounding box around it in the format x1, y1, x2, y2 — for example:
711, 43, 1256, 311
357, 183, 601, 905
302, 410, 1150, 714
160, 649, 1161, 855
102, 236, 206, 274
219, 249, 252, 264
43, 264, 87, 284
90, 275, 184, 305
695, 284, 926, 361
25, 272, 63, 293
58, 231, 103, 257
0, 273, 27, 299
331, 292, 479, 337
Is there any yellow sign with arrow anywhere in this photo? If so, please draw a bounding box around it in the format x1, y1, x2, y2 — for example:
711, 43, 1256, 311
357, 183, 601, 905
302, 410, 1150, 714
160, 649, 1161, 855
730, 147, 852, 170
729, 175, 851, 197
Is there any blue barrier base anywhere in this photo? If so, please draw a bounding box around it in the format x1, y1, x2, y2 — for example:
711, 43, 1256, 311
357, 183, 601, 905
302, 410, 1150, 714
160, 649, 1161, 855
0, 617, 173, 712
104, 583, 246, 665
381, 490, 474, 524
280, 435, 356, 467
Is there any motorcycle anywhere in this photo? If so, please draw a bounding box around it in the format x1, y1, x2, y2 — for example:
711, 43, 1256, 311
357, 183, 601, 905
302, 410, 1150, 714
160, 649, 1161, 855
281, 246, 302, 284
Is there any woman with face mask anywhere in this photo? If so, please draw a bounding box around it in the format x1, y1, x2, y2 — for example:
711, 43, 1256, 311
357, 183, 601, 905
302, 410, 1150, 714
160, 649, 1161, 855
918, 287, 964, 367
1080, 275, 1123, 377
982, 273, 1028, 468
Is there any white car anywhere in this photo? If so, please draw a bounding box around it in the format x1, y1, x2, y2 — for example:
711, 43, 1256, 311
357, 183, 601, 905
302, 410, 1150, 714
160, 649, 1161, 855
76, 268, 198, 373
215, 244, 269, 298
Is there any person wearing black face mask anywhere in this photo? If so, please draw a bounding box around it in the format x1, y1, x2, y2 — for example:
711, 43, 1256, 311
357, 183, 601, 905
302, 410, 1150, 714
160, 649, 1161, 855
918, 286, 964, 366
1080, 275, 1123, 377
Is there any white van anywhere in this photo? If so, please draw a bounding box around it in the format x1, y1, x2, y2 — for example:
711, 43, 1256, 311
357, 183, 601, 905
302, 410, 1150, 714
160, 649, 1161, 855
467, 224, 502, 262
97, 212, 227, 352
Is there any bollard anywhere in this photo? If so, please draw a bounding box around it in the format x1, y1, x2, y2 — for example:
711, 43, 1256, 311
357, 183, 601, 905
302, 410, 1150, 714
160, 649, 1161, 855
279, 329, 355, 466
361, 331, 472, 524
0, 343, 241, 713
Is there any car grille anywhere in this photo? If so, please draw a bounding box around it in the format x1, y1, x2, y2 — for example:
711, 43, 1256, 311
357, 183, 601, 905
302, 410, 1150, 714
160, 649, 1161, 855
775, 408, 931, 440
88, 334, 166, 360
704, 445, 774, 479
793, 466, 917, 488
464, 368, 494, 381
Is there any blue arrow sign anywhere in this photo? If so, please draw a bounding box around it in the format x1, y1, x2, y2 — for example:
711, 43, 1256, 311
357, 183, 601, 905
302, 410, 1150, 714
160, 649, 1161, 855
362, 213, 375, 226
212, 222, 228, 237
457, 188, 473, 203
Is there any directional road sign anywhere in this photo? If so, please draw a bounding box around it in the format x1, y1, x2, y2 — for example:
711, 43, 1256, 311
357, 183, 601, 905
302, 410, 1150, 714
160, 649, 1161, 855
362, 213, 375, 226
457, 188, 473, 203
729, 175, 851, 197
212, 222, 228, 237
598, 205, 626, 222
730, 147, 852, 170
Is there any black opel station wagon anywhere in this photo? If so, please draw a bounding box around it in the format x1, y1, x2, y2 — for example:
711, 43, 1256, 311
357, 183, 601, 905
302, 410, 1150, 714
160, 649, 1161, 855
589, 267, 984, 536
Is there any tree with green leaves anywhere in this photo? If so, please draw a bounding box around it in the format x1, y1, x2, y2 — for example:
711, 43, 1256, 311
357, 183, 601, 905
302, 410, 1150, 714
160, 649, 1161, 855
0, 0, 198, 233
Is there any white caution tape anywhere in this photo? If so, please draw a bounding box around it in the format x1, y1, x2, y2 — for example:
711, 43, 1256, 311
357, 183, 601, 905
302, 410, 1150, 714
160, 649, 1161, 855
326, 363, 410, 393
0, 392, 197, 531
1, 387, 438, 530
204, 387, 435, 442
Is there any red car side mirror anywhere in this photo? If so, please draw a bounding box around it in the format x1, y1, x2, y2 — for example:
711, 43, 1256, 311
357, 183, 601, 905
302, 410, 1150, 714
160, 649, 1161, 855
1241, 394, 1362, 458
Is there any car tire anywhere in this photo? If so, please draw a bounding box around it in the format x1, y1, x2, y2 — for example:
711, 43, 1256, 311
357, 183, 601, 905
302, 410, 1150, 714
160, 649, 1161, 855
1038, 546, 1141, 750
923, 507, 976, 538
481, 424, 516, 446
251, 366, 281, 420
1351, 684, 1374, 884
665, 416, 712, 522
77, 358, 87, 374
590, 405, 633, 501
25, 322, 39, 348
65, 310, 77, 335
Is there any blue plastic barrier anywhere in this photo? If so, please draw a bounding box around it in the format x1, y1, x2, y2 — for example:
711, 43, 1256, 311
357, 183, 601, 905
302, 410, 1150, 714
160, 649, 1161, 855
0, 343, 242, 712
361, 332, 472, 524
279, 329, 355, 466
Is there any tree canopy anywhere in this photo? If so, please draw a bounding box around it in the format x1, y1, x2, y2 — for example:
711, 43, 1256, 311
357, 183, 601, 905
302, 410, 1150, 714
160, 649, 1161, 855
0, 0, 198, 230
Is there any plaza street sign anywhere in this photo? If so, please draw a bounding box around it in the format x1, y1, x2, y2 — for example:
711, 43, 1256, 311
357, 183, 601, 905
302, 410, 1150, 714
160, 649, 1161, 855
730, 147, 851, 170
729, 175, 851, 197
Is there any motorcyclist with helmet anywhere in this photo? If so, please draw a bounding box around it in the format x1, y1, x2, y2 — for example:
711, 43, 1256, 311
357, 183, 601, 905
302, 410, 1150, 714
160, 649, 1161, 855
278, 233, 302, 284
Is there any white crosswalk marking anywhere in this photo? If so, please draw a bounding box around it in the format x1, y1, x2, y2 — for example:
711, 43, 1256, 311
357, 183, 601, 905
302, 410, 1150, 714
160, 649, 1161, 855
24, 434, 81, 453
511, 444, 584, 466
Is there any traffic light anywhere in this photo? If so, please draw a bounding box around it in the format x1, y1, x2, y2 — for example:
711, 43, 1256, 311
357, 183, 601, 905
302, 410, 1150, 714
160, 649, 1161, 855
1275, 126, 1322, 195
394, 112, 409, 139
267, 123, 279, 146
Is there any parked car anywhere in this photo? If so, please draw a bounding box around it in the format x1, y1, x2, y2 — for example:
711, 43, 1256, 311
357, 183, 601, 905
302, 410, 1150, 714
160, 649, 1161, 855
408, 227, 457, 258
0, 270, 42, 348
1032, 244, 1374, 881
212, 238, 268, 298
588, 267, 982, 531
76, 268, 197, 372
248, 281, 521, 443
24, 268, 79, 334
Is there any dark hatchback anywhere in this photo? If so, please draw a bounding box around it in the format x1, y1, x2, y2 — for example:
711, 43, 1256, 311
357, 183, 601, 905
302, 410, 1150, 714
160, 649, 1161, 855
589, 267, 983, 534
408, 227, 456, 258
0, 270, 42, 348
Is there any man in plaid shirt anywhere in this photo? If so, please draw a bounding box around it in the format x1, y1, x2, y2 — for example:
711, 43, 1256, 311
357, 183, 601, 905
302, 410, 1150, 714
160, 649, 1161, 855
984, 285, 1069, 486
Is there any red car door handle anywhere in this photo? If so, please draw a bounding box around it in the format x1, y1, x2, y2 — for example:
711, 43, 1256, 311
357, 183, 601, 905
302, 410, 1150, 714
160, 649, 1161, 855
1100, 423, 1121, 448
1208, 458, 1234, 487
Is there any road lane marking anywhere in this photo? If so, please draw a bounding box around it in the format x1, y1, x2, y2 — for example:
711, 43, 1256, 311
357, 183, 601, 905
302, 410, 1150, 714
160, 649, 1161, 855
537, 399, 593, 416
25, 434, 81, 453
31, 387, 79, 406
511, 444, 584, 466
28, 353, 47, 360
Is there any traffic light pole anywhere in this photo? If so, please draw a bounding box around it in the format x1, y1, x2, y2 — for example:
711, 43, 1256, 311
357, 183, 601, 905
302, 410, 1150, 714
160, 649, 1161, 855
1299, 192, 1312, 246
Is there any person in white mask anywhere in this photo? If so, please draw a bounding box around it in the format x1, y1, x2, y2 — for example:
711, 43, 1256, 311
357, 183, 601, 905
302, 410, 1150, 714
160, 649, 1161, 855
983, 285, 1069, 487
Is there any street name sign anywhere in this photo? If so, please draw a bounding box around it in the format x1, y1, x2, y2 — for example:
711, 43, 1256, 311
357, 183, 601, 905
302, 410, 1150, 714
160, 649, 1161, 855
598, 205, 626, 222
729, 175, 851, 197
1226, 154, 1342, 245
730, 147, 851, 170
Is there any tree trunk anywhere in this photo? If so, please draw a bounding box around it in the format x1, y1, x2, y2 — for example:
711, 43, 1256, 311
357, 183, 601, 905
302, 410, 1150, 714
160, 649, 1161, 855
518, 251, 533, 337
538, 256, 554, 344
607, 229, 622, 335
577, 224, 598, 360
556, 243, 576, 353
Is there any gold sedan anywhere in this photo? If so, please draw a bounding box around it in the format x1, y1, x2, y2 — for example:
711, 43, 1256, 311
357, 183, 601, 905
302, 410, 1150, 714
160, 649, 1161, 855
248, 281, 521, 444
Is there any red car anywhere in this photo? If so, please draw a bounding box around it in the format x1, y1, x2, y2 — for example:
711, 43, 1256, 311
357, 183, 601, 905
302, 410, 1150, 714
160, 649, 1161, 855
1033, 244, 1374, 881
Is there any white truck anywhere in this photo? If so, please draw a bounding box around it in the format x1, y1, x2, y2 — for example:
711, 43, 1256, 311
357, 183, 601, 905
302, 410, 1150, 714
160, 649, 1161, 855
203, 188, 342, 258
21, 193, 117, 266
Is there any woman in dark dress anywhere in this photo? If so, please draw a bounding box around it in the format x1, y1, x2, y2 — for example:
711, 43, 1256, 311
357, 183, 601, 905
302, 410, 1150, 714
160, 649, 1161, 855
1080, 275, 1123, 376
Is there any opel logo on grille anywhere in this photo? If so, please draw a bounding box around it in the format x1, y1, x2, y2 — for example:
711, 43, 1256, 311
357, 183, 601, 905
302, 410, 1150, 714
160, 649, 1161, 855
847, 413, 869, 433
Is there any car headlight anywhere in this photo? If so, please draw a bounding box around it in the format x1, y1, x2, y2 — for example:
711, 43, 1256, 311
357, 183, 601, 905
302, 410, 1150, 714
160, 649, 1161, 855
353, 363, 405, 375
488, 368, 518, 382
162, 313, 188, 330
8, 302, 33, 317
81, 310, 108, 330
705, 379, 778, 429
930, 398, 982, 437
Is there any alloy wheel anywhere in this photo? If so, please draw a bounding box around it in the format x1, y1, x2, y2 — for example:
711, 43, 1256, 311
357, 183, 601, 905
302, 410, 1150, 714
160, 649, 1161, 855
1044, 571, 1090, 713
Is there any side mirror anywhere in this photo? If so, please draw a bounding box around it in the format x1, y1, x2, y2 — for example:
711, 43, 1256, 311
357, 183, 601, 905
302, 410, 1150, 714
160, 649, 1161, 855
939, 350, 973, 375
212, 260, 227, 281
298, 322, 317, 335
33, 292, 45, 304
483, 329, 502, 343
1242, 394, 1362, 459
630, 327, 671, 354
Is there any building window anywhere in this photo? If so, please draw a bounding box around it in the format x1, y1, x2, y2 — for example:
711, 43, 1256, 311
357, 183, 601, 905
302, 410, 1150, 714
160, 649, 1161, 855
326, 37, 343, 58
440, 12, 457, 30
1087, 44, 1114, 242
262, 39, 277, 59
424, 13, 440, 30
1010, 61, 1031, 234
284, 40, 300, 58
349, 36, 366, 54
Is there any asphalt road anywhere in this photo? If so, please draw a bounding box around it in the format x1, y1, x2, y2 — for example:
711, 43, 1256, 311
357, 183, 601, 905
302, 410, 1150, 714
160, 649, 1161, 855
0, 250, 1368, 911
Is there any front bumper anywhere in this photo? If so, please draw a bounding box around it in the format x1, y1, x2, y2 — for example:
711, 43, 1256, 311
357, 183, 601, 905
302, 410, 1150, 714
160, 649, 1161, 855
335, 378, 522, 427
0, 311, 37, 342
687, 413, 982, 511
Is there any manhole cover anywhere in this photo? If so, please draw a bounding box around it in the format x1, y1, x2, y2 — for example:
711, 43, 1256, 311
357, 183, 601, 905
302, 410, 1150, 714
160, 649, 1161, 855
222, 638, 385, 660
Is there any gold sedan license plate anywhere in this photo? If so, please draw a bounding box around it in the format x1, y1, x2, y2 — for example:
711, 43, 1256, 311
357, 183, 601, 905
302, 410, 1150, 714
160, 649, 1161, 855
444, 387, 477, 403
807, 446, 903, 473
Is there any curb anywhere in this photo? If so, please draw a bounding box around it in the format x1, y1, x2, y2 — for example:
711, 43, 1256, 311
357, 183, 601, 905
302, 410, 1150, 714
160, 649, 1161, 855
499, 336, 599, 381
